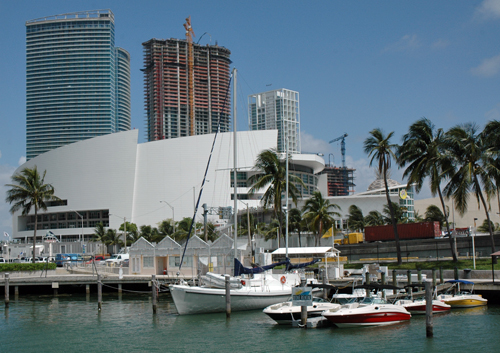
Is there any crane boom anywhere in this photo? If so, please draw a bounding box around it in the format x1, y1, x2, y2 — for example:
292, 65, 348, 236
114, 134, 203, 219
329, 133, 348, 168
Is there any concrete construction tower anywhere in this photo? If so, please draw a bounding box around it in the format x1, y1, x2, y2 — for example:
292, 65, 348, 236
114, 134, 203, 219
142, 38, 232, 141
248, 89, 301, 153
25, 9, 131, 160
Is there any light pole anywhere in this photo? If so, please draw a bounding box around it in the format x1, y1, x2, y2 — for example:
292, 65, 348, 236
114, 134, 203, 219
160, 201, 175, 233
71, 210, 84, 244
109, 213, 128, 254
473, 218, 478, 269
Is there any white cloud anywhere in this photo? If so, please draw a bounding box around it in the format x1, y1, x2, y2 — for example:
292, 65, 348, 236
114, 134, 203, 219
300, 131, 332, 156
383, 34, 421, 53
431, 39, 450, 49
470, 53, 500, 77
474, 0, 500, 20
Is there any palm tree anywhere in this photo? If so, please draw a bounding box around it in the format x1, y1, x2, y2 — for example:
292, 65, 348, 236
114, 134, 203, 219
364, 128, 402, 264
288, 208, 305, 247
158, 219, 175, 237
424, 205, 445, 227
5, 166, 60, 263
478, 219, 496, 233
443, 122, 499, 254
364, 210, 385, 226
383, 202, 407, 224
139, 225, 162, 243
302, 191, 341, 246
248, 148, 304, 246
347, 205, 365, 232
106, 229, 121, 254
398, 118, 457, 261
119, 221, 137, 247
92, 222, 108, 255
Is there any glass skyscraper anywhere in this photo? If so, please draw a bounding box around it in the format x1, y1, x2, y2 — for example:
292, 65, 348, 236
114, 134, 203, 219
248, 89, 301, 153
26, 9, 131, 160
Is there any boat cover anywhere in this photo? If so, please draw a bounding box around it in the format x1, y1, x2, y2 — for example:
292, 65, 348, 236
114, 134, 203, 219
233, 258, 320, 276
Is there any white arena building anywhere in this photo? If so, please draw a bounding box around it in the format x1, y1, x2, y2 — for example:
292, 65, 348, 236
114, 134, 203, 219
11, 129, 325, 243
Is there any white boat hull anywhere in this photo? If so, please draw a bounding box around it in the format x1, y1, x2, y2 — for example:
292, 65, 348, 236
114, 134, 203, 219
171, 284, 293, 315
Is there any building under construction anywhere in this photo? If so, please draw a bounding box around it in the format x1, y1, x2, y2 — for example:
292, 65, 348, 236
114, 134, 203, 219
320, 166, 356, 196
142, 38, 232, 141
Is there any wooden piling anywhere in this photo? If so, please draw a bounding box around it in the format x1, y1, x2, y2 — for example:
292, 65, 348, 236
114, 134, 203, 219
4, 273, 9, 308
439, 267, 444, 284
322, 271, 328, 300
152, 275, 157, 314
86, 284, 90, 294
417, 269, 422, 284
225, 275, 231, 318
425, 281, 433, 338
432, 269, 437, 287
97, 274, 102, 311
454, 267, 459, 280
381, 271, 386, 285
14, 286, 19, 296
407, 269, 412, 285
392, 269, 397, 287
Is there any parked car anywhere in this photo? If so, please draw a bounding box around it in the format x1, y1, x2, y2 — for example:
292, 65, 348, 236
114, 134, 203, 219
85, 255, 106, 264
105, 254, 129, 266
0, 257, 6, 263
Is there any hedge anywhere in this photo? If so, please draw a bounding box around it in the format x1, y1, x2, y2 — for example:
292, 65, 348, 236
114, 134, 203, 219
0, 263, 57, 272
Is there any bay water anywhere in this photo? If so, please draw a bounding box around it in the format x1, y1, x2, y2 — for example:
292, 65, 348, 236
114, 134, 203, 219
2, 293, 500, 352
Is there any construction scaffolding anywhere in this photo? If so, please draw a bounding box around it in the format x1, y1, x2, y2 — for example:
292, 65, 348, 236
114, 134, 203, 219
142, 35, 232, 142
320, 166, 356, 196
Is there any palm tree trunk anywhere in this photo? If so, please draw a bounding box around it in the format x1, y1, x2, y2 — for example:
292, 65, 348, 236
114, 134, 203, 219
298, 230, 302, 247
437, 186, 458, 261
384, 163, 402, 265
474, 175, 496, 253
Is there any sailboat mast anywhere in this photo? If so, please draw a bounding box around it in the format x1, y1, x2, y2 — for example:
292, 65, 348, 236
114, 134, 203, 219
285, 135, 289, 259
233, 68, 237, 261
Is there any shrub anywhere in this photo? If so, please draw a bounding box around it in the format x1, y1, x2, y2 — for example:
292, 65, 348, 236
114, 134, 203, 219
0, 263, 56, 272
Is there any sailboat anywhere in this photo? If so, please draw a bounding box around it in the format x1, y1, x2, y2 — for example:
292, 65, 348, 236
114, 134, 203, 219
170, 68, 311, 315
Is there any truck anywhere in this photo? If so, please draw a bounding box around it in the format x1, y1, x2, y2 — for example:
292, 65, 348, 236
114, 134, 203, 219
105, 253, 129, 266
364, 222, 440, 242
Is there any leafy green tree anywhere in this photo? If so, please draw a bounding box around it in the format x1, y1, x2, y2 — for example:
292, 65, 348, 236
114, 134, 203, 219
139, 225, 162, 243
347, 205, 365, 231
248, 148, 305, 246
399, 118, 457, 261
424, 205, 445, 226
364, 128, 402, 264
302, 191, 341, 246
5, 166, 60, 263
118, 221, 137, 247
413, 210, 424, 223
443, 122, 500, 254
364, 210, 385, 226
158, 219, 175, 237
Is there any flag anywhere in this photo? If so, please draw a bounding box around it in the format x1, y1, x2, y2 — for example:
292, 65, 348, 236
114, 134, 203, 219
3, 232, 10, 241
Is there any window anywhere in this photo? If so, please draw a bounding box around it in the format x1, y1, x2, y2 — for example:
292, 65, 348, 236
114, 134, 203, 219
143, 256, 154, 268
169, 256, 192, 267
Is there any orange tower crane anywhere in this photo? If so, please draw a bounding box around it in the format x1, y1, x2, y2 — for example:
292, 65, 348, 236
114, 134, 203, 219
184, 16, 196, 136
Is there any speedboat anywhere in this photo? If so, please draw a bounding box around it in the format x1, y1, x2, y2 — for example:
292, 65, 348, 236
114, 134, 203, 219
322, 297, 411, 328
393, 298, 451, 314
170, 271, 301, 315
263, 297, 340, 325
393, 284, 451, 314
438, 280, 487, 308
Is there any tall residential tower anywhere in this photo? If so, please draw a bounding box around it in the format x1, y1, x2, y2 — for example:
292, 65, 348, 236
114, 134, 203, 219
248, 89, 301, 153
26, 9, 131, 160
142, 38, 232, 141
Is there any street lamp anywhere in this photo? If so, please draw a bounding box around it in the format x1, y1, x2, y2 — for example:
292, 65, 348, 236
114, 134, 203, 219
160, 201, 175, 233
473, 218, 478, 269
109, 213, 128, 254
71, 209, 84, 244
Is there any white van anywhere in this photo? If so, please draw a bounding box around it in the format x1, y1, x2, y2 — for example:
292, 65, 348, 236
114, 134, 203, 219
105, 253, 129, 266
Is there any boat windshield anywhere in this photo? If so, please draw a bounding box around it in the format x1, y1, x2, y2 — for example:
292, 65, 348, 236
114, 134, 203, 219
359, 297, 388, 305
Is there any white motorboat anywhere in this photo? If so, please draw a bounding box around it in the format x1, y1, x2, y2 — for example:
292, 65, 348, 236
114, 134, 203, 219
437, 280, 488, 308
170, 271, 302, 315
393, 298, 450, 314
263, 297, 340, 325
322, 297, 411, 328
392, 284, 451, 314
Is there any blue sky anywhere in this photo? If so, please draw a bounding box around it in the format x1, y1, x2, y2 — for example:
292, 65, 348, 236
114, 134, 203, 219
1, 1, 499, 235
